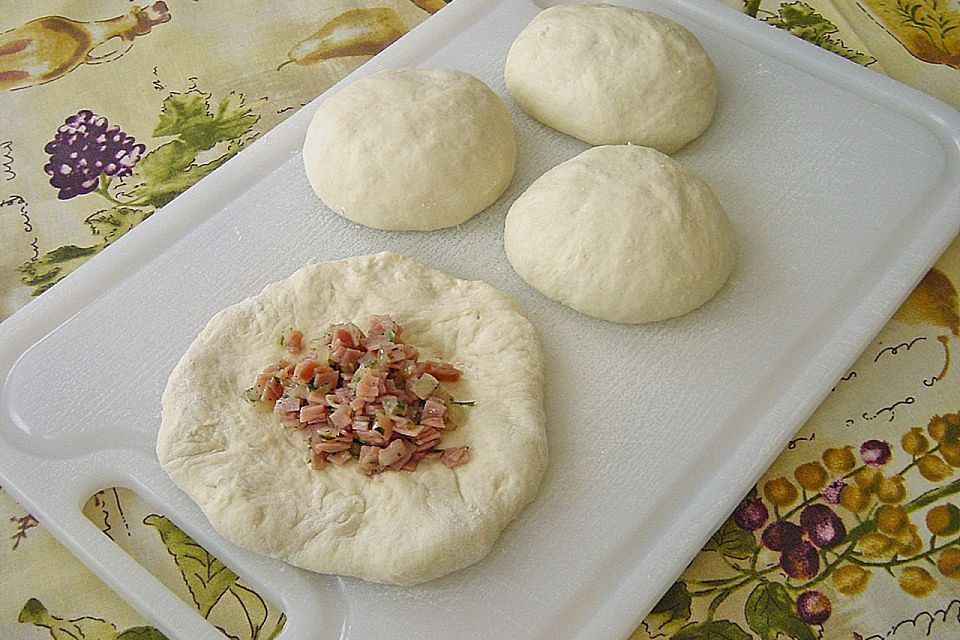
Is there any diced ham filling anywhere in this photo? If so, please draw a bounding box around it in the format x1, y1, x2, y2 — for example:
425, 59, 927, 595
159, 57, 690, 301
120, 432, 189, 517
247, 316, 470, 474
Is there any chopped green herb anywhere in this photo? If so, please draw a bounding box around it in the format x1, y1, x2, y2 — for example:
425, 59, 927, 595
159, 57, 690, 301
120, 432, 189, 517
307, 380, 318, 390
451, 400, 476, 406
243, 387, 260, 402
279, 333, 285, 346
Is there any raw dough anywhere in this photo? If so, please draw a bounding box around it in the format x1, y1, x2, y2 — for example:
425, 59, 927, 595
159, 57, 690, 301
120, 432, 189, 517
303, 68, 517, 230
504, 145, 734, 324
157, 253, 547, 585
504, 4, 717, 153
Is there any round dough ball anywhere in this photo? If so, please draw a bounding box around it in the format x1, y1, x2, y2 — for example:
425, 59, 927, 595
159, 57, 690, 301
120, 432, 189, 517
504, 4, 717, 153
157, 253, 547, 585
303, 68, 517, 230
504, 145, 734, 324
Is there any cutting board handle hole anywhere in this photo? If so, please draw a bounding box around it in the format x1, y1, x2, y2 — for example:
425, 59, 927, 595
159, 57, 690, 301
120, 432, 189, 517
82, 486, 288, 638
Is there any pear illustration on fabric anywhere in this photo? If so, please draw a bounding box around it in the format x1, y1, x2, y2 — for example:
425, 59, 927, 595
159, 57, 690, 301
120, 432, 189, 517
893, 267, 960, 382
279, 7, 408, 69
857, 0, 960, 68
411, 0, 448, 13
0, 1, 171, 91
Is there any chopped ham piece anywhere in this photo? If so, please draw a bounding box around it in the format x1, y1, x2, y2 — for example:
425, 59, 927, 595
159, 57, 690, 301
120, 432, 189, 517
422, 397, 446, 420
391, 417, 423, 437
263, 362, 287, 374
412, 373, 439, 400
306, 389, 327, 404
419, 417, 446, 431
356, 374, 380, 403
331, 323, 363, 349
293, 359, 320, 382
248, 316, 472, 475
261, 378, 283, 404
280, 415, 303, 430
311, 450, 328, 470
330, 406, 352, 429
274, 396, 301, 414
328, 450, 353, 466
299, 404, 327, 424
355, 429, 390, 446
441, 447, 470, 468
414, 428, 442, 447
415, 437, 442, 453
420, 360, 461, 382
313, 366, 339, 388
378, 439, 411, 467
313, 439, 352, 453
358, 445, 381, 475
285, 330, 303, 354
369, 315, 399, 339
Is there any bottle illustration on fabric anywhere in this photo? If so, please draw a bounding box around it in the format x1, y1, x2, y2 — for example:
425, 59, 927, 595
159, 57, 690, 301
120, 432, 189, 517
0, 2, 171, 91
857, 0, 960, 68
279, 7, 408, 69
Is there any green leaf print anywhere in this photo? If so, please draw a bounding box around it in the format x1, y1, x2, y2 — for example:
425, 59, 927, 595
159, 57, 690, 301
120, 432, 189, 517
18, 598, 117, 639
143, 514, 238, 617
154, 92, 258, 152
107, 90, 257, 210
16, 244, 100, 295
229, 584, 282, 640
763, 2, 877, 64
115, 629, 169, 640
17, 599, 169, 640
131, 140, 198, 188
86, 208, 153, 244
646, 581, 692, 635
126, 145, 238, 209
744, 582, 817, 640
704, 516, 759, 560
672, 619, 753, 640
265, 615, 287, 640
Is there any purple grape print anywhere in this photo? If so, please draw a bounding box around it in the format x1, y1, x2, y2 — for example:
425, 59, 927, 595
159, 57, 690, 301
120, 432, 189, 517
859, 439, 892, 467
43, 110, 144, 200
761, 520, 803, 552
781, 540, 819, 579
796, 590, 832, 624
732, 496, 768, 531
643, 408, 960, 638
800, 504, 846, 548
820, 478, 846, 505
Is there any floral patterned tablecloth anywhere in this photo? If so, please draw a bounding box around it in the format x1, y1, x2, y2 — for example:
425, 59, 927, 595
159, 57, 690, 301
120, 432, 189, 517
1, 1, 959, 639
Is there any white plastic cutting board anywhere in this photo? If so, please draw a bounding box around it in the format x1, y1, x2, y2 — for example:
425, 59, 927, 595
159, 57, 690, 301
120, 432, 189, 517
2, 0, 959, 638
